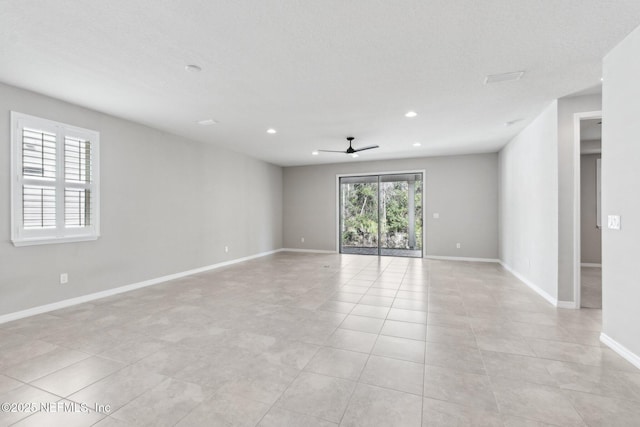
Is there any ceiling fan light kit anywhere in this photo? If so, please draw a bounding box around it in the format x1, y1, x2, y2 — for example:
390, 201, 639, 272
317, 137, 379, 157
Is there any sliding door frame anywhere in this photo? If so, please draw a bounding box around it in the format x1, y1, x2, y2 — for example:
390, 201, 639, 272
335, 169, 426, 257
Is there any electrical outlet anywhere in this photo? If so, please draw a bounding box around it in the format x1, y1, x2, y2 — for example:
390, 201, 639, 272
60, 273, 68, 284
456, 243, 461, 249
301, 237, 305, 243
224, 246, 229, 253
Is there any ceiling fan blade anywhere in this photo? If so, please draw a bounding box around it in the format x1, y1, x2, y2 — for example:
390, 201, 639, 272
317, 149, 347, 153
353, 145, 379, 152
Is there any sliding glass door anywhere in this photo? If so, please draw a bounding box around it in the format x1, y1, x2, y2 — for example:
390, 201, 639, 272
339, 175, 379, 255
339, 172, 423, 258
379, 173, 423, 257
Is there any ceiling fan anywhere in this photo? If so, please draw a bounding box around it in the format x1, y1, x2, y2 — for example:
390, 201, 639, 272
318, 137, 379, 157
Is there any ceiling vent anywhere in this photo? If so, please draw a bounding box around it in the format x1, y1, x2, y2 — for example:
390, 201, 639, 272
505, 118, 524, 126
484, 71, 525, 84
197, 119, 217, 125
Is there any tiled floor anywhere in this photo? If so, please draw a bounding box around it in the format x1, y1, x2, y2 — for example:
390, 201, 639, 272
341, 247, 423, 258
581, 266, 602, 309
1, 253, 639, 426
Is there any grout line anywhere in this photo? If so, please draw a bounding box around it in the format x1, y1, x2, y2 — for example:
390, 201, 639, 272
252, 343, 324, 426
336, 331, 376, 425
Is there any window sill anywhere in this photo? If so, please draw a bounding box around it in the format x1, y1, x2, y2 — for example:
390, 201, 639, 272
12, 235, 99, 247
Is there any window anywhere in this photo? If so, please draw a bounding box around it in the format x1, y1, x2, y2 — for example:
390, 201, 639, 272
11, 112, 100, 246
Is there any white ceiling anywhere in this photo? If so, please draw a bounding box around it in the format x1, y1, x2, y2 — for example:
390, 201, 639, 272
581, 118, 602, 142
2, 1, 640, 166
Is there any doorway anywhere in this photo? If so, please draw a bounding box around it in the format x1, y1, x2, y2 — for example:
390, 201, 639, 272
574, 113, 602, 308
338, 172, 424, 258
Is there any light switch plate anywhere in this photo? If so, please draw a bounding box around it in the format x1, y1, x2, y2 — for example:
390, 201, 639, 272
608, 215, 621, 230
433, 213, 440, 219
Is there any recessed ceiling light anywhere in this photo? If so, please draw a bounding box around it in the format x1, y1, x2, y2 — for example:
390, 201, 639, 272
484, 71, 525, 84
413, 142, 422, 147
197, 119, 217, 126
351, 153, 359, 158
266, 128, 277, 134
405, 111, 418, 118
185, 64, 202, 72
312, 151, 319, 156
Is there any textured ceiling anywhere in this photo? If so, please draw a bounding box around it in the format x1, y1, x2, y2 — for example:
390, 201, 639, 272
1, 1, 639, 166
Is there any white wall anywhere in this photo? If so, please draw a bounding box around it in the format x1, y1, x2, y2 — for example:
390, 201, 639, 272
557, 94, 602, 301
0, 83, 283, 317
283, 154, 499, 259
499, 101, 559, 302
580, 153, 602, 264
601, 24, 640, 362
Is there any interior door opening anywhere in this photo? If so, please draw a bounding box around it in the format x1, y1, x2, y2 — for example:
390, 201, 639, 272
578, 116, 602, 309
339, 172, 423, 258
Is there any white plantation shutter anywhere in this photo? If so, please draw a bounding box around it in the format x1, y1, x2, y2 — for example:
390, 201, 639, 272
22, 127, 56, 179
21, 127, 58, 229
23, 186, 56, 229
11, 112, 100, 246
64, 136, 93, 228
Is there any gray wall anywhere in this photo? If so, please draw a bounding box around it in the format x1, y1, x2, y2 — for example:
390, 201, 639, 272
283, 154, 499, 259
580, 153, 602, 264
499, 102, 559, 300
581, 139, 602, 154
602, 25, 640, 359
557, 94, 602, 301
0, 83, 283, 316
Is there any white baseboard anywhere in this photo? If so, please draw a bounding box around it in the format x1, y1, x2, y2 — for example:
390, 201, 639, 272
499, 261, 558, 307
426, 256, 500, 263
0, 248, 284, 325
581, 263, 602, 268
281, 248, 337, 254
557, 301, 579, 309
600, 333, 640, 370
